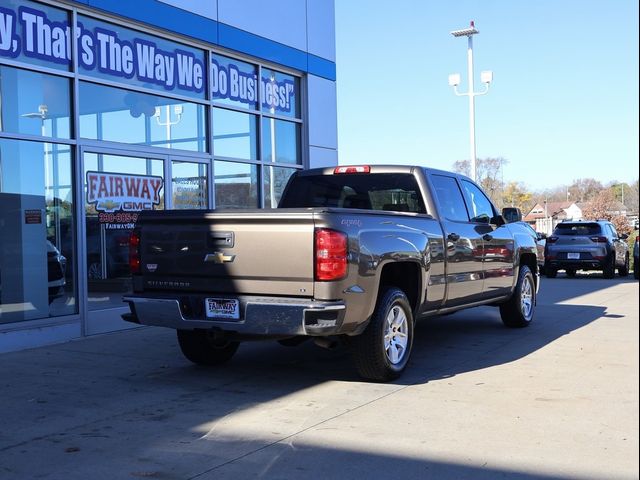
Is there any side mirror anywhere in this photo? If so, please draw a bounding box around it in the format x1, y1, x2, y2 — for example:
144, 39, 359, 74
620, 233, 629, 240
472, 214, 491, 224
501, 207, 522, 223
536, 232, 547, 241
490, 215, 505, 226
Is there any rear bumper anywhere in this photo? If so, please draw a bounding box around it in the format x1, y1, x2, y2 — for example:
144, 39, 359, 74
122, 294, 346, 337
545, 259, 606, 270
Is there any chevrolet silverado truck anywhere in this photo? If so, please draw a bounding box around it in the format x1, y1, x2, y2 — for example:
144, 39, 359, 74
123, 165, 539, 381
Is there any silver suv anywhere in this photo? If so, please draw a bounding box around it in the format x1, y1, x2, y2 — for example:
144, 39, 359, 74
544, 220, 629, 279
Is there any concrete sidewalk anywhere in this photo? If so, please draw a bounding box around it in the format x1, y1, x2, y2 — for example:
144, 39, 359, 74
0, 276, 638, 479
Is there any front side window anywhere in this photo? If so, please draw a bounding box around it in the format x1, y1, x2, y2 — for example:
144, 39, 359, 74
461, 180, 495, 223
429, 174, 469, 222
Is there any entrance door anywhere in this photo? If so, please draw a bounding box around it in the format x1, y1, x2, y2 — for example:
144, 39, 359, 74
81, 148, 167, 335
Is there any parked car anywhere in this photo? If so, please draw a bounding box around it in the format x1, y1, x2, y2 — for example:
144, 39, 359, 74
544, 220, 629, 279
634, 235, 639, 280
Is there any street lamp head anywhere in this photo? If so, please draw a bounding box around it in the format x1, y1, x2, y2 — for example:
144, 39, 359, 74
480, 70, 493, 84
448, 73, 461, 87
451, 21, 479, 37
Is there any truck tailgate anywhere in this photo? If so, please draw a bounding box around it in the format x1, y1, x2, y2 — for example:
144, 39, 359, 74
137, 210, 316, 297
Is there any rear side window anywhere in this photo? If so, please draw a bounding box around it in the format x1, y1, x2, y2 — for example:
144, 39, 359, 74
279, 173, 426, 213
553, 223, 602, 236
430, 174, 469, 222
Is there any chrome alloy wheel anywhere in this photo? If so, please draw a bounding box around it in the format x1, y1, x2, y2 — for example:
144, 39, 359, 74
383, 305, 409, 365
520, 275, 534, 320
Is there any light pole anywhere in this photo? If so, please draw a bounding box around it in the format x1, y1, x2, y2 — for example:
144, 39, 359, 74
448, 21, 492, 183
153, 104, 183, 148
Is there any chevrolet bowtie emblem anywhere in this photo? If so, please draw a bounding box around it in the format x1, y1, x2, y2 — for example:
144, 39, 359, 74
204, 252, 236, 264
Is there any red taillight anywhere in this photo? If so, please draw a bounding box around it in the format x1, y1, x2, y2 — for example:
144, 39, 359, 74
334, 165, 370, 174
590, 236, 608, 243
547, 236, 558, 244
129, 230, 141, 274
315, 228, 348, 281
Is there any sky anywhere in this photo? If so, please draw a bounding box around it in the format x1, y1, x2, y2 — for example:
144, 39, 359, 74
334, 0, 639, 191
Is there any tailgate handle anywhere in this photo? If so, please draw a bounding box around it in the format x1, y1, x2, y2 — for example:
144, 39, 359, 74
208, 232, 234, 248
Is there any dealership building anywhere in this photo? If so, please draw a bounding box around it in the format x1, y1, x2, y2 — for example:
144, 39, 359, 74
0, 0, 338, 351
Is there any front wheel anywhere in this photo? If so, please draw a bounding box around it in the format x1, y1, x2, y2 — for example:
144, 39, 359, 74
352, 287, 414, 382
500, 265, 535, 328
177, 330, 239, 366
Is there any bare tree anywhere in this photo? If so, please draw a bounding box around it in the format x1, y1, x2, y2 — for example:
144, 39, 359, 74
568, 178, 603, 203
581, 189, 631, 235
452, 157, 508, 206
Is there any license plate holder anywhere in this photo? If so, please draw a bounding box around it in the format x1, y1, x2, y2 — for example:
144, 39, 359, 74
205, 298, 240, 320
567, 252, 580, 260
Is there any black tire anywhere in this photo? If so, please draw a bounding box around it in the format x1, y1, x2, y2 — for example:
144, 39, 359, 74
634, 266, 639, 280
352, 287, 414, 382
500, 265, 535, 328
177, 330, 239, 366
618, 254, 629, 277
603, 255, 616, 279
565, 268, 577, 278
545, 266, 557, 278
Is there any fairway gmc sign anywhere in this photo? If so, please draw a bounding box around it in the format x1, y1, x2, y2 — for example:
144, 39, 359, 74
86, 171, 163, 213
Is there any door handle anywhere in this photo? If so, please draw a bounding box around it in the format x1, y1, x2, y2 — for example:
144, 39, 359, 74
448, 233, 460, 241
483, 234, 493, 241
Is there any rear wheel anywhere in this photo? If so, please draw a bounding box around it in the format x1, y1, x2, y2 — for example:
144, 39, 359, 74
545, 266, 557, 278
603, 255, 616, 279
565, 268, 576, 277
177, 330, 239, 366
618, 254, 629, 277
352, 287, 414, 382
500, 265, 535, 328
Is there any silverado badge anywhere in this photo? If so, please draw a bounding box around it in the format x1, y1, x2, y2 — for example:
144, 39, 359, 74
204, 252, 236, 264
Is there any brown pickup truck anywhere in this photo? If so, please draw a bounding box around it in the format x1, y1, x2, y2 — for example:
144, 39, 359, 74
123, 165, 539, 381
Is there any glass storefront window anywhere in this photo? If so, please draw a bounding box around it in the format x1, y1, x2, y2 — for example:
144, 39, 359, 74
261, 117, 300, 165
212, 108, 258, 160
83, 152, 164, 311
79, 82, 207, 152
211, 54, 258, 110
77, 15, 206, 99
0, 1, 72, 72
213, 161, 258, 209
172, 161, 208, 209
0, 138, 76, 324
261, 68, 300, 118
264, 165, 296, 208
0, 65, 71, 139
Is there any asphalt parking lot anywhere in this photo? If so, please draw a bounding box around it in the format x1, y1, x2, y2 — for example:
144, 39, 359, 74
0, 274, 638, 480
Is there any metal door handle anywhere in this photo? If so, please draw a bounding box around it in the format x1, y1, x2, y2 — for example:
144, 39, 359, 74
448, 233, 460, 241
483, 234, 493, 241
